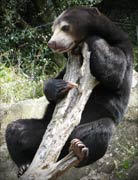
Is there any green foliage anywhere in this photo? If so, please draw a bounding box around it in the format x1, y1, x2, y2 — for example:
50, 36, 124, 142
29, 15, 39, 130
134, 47, 138, 71
134, 148, 138, 156
51, 0, 102, 13
0, 0, 65, 80
0, 18, 60, 79
116, 159, 132, 179
116, 144, 138, 180
122, 159, 132, 169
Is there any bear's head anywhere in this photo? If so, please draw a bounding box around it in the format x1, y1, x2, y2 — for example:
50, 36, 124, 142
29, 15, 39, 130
48, 7, 101, 53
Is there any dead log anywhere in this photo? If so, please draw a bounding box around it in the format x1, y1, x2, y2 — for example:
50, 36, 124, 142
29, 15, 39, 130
20, 43, 98, 180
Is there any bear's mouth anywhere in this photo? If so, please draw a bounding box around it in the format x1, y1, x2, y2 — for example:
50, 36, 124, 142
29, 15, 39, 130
55, 42, 75, 53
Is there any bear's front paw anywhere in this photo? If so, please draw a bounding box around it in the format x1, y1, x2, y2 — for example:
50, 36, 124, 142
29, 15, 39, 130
44, 79, 78, 102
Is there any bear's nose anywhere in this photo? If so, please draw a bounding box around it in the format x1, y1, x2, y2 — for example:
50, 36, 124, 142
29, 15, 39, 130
48, 41, 56, 50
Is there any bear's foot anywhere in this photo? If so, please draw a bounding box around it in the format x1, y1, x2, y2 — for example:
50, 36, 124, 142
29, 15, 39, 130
69, 138, 89, 162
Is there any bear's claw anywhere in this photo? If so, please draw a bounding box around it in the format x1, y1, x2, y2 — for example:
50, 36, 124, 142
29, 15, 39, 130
17, 163, 30, 178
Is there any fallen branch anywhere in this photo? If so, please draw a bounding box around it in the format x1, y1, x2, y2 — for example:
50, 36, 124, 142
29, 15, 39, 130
21, 43, 98, 180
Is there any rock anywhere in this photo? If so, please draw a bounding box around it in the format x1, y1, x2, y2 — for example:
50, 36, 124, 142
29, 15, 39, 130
100, 158, 116, 174
0, 97, 48, 180
125, 70, 138, 120
0, 71, 138, 180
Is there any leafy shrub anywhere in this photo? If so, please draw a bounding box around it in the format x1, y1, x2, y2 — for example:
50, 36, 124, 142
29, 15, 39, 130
0, 0, 66, 80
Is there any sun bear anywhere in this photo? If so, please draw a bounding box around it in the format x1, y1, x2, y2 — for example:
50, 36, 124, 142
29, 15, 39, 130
5, 7, 133, 177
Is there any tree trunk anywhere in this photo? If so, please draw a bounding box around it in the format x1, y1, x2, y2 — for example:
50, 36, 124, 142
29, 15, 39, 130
20, 43, 98, 180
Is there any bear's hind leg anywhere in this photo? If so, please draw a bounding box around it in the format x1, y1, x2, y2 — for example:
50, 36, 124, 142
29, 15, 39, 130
69, 118, 114, 167
59, 117, 114, 167
5, 119, 45, 177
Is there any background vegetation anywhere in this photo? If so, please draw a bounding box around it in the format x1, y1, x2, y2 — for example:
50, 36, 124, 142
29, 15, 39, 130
0, 0, 138, 103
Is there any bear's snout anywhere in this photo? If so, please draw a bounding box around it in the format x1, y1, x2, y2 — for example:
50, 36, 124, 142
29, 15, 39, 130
48, 40, 57, 50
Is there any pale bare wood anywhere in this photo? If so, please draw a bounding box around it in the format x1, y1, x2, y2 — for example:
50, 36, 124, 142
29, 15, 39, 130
21, 43, 98, 180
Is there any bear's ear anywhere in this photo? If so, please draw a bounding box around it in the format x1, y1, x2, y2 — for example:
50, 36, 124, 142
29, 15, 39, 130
88, 7, 101, 16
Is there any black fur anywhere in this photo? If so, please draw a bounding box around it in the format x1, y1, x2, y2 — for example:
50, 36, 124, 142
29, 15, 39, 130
5, 7, 133, 174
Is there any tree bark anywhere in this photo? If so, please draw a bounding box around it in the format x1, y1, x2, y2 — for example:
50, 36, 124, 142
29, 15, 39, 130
20, 43, 98, 180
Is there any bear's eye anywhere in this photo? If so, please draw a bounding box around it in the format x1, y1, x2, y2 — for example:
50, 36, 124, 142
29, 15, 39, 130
61, 25, 70, 32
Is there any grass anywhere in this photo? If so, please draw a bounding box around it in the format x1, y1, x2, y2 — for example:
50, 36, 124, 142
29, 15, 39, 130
0, 64, 44, 103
